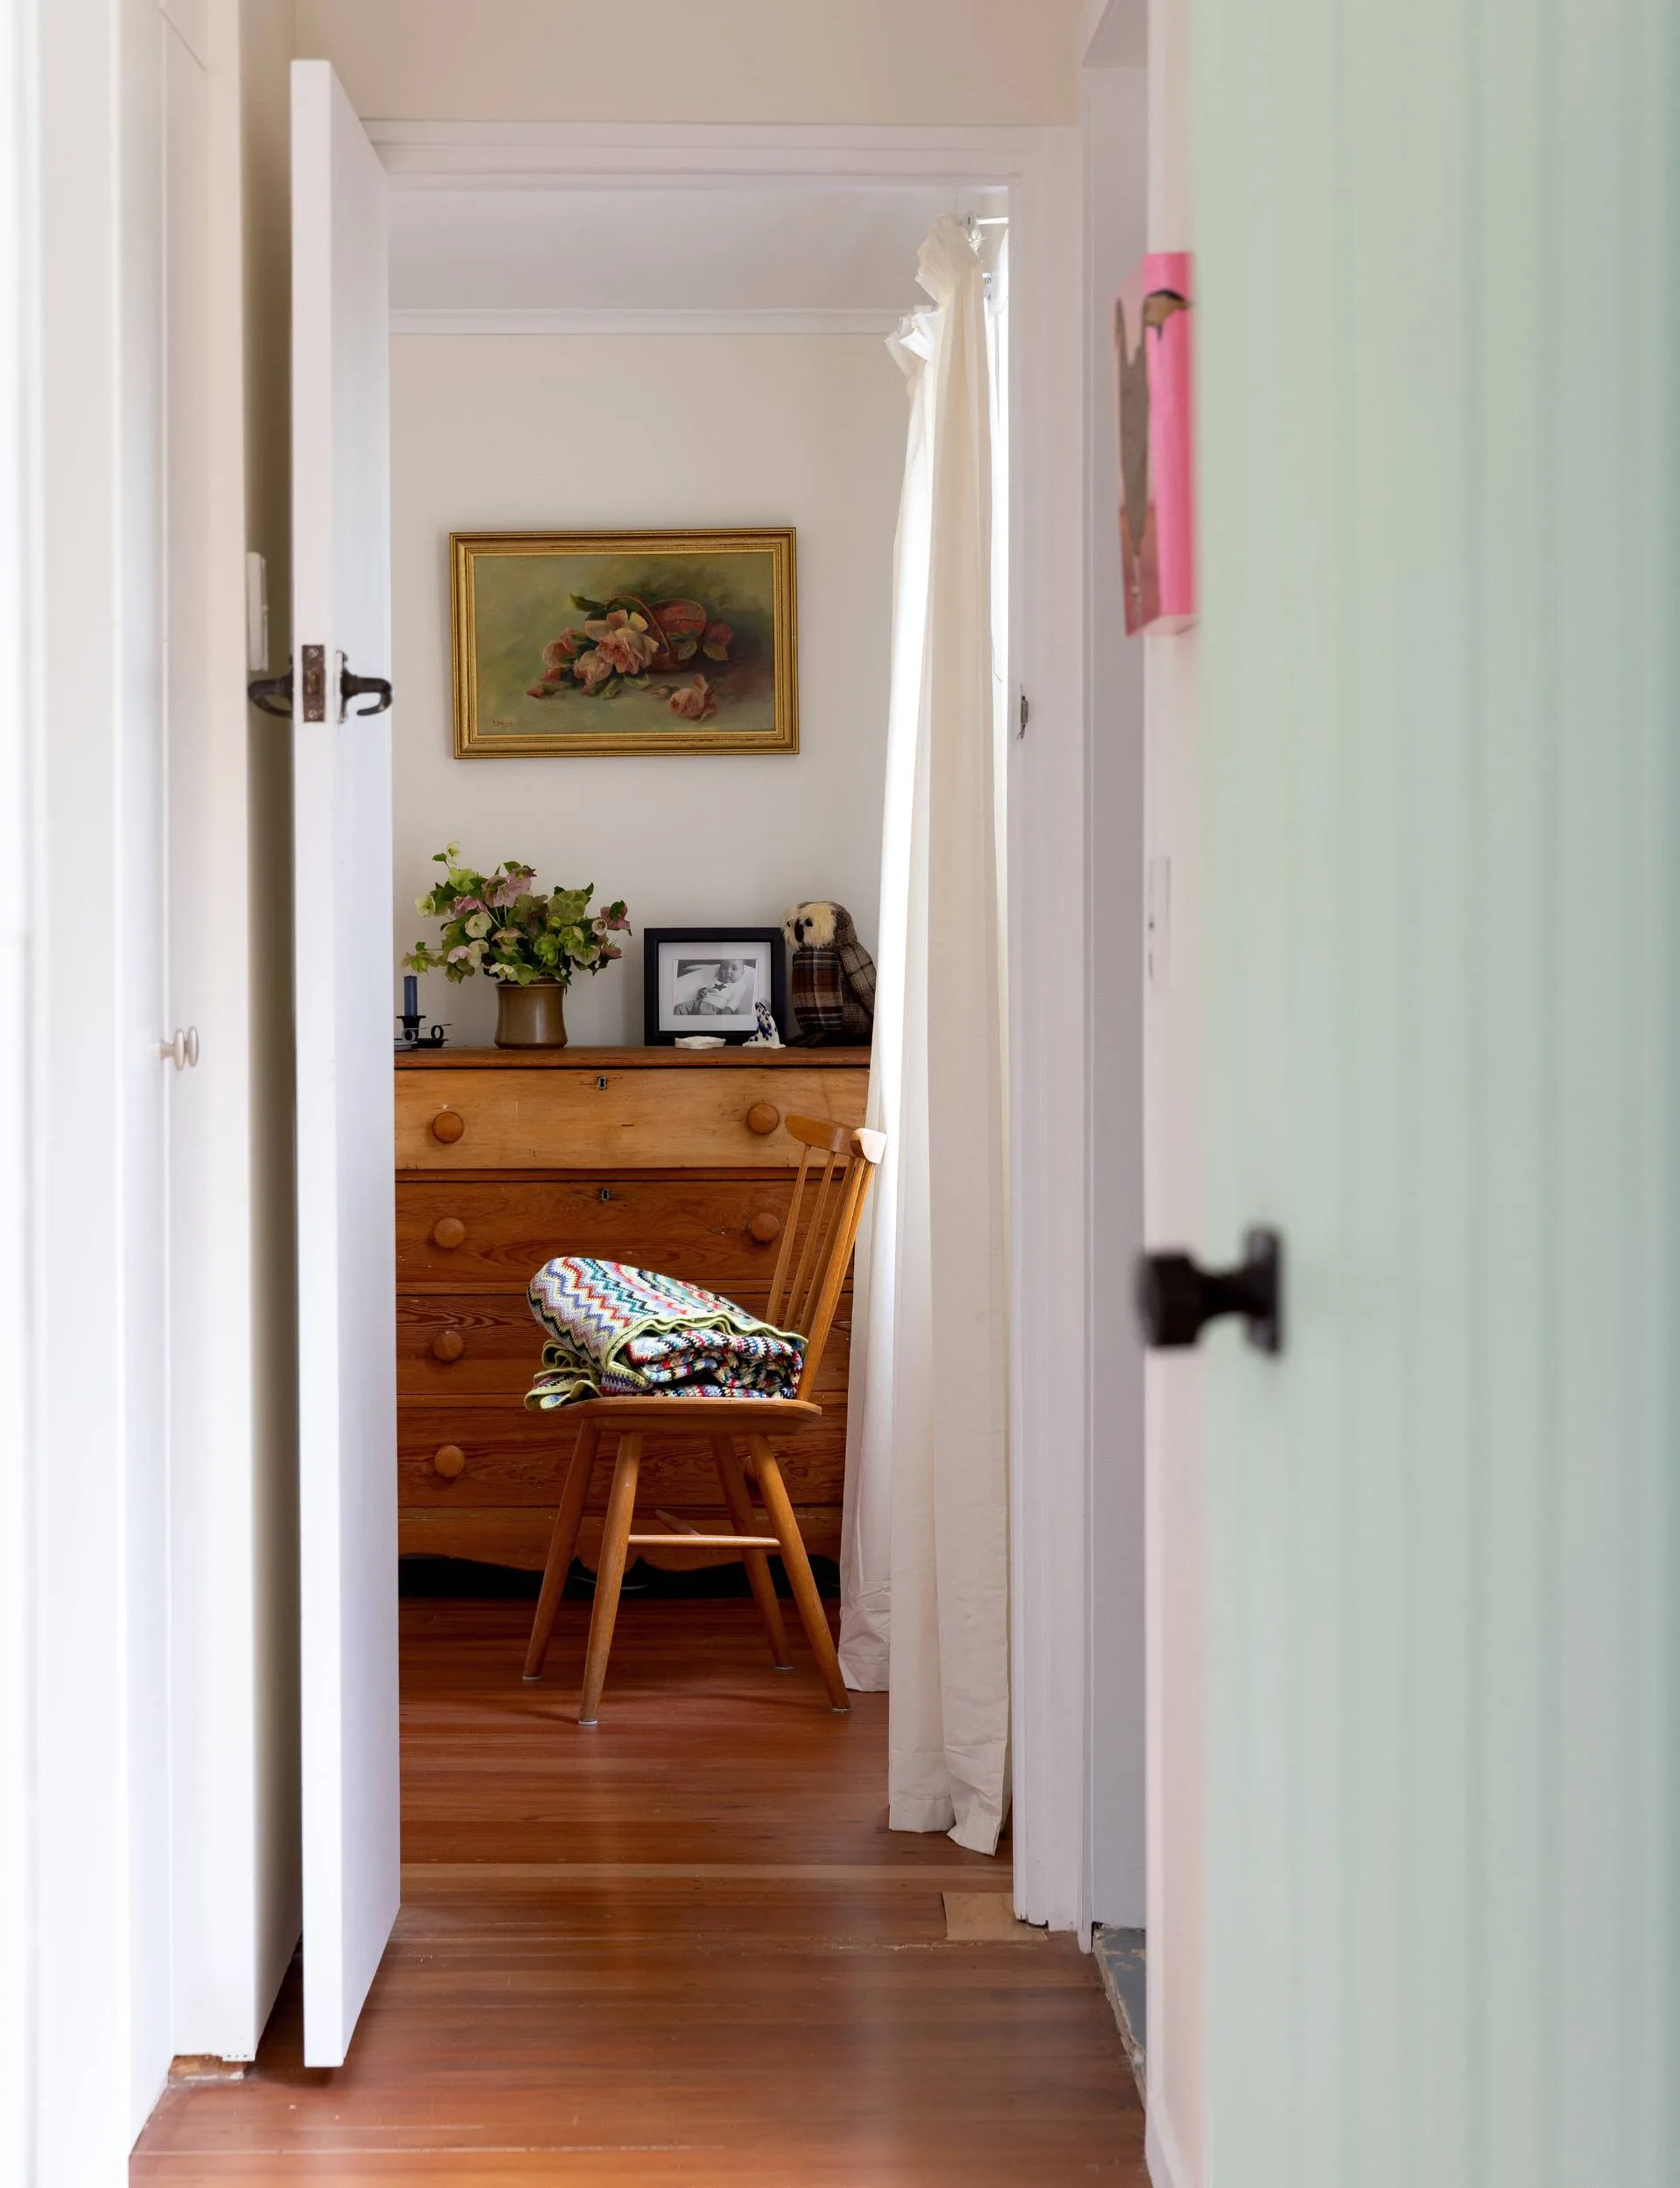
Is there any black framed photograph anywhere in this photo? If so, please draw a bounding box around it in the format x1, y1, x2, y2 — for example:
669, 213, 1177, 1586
642, 928, 788, 1046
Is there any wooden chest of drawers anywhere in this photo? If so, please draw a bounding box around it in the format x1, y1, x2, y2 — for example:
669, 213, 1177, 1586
394, 1046, 871, 1571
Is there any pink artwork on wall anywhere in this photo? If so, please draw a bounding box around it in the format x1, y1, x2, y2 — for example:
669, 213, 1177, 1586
1114, 250, 1195, 634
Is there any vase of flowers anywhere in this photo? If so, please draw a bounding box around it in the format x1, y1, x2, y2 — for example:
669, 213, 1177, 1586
405, 845, 630, 1049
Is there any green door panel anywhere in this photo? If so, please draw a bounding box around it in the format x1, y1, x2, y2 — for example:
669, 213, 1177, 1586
1193, 3, 1680, 2183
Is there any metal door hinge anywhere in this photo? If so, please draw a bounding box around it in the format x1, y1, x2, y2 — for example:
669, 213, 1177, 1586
1018, 691, 1031, 740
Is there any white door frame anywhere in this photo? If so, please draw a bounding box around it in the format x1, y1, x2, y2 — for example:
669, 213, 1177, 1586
25, 0, 177, 2170
365, 115, 1105, 1930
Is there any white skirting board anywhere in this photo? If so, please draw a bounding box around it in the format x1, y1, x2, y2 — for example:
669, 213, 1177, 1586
1145, 2107, 1194, 2188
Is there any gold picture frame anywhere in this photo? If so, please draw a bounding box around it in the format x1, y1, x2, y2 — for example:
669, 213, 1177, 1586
451, 528, 799, 758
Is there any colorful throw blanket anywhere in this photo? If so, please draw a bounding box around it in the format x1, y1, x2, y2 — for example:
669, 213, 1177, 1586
525, 1256, 805, 1409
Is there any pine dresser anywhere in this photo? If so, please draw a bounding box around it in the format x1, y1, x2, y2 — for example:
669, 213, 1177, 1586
394, 1046, 872, 1571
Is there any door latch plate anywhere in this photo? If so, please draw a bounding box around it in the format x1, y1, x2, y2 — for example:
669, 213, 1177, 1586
300, 642, 326, 722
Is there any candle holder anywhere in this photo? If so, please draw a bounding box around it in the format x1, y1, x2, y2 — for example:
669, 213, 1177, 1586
396, 974, 447, 1050
396, 1013, 449, 1050
396, 1013, 448, 1049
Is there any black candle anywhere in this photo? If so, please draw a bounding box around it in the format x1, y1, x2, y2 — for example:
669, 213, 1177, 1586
402, 973, 418, 1020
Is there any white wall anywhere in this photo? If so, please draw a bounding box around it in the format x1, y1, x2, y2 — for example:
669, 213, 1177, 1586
0, 0, 32, 2174
390, 332, 905, 1048
30, 0, 174, 2170
1081, 57, 1148, 1934
17, 1, 298, 2170
297, 0, 1081, 126
1140, 0, 1204, 2179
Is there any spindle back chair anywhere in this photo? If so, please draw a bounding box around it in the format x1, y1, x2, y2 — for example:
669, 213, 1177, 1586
522, 1116, 886, 1723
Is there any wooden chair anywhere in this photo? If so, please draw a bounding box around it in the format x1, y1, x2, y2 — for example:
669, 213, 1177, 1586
522, 1115, 886, 1723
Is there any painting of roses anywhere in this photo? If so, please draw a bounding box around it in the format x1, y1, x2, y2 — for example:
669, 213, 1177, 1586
451, 529, 798, 756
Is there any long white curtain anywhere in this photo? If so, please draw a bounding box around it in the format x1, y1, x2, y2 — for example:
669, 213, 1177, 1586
839, 218, 1010, 1856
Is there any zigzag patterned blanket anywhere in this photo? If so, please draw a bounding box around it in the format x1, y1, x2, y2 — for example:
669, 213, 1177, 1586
525, 1256, 805, 1409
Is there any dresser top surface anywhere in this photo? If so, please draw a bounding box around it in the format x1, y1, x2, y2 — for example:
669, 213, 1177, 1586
395, 1045, 872, 1072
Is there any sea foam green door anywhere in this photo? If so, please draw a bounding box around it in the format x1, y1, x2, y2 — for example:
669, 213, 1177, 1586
1189, 2, 1680, 2182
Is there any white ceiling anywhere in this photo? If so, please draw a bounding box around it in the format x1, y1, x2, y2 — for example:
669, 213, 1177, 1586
388, 186, 1001, 319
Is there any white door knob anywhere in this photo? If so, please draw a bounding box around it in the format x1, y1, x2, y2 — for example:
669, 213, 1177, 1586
158, 1027, 200, 1070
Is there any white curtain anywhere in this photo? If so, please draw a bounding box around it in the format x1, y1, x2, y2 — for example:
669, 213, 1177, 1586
839, 217, 1011, 1856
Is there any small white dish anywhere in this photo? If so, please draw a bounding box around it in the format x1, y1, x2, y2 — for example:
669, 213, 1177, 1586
674, 1034, 727, 1049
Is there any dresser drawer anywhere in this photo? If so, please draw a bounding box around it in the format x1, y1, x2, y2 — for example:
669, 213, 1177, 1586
398, 1401, 846, 1509
396, 1064, 868, 1171
400, 1291, 852, 1399
396, 1175, 801, 1291
398, 1294, 548, 1394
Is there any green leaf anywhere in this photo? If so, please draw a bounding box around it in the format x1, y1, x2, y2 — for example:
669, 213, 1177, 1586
570, 593, 606, 614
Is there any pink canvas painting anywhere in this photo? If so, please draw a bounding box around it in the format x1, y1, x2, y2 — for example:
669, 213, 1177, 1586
1114, 250, 1195, 634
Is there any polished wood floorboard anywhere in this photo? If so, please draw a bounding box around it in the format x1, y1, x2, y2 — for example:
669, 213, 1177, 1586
134, 1598, 1145, 2184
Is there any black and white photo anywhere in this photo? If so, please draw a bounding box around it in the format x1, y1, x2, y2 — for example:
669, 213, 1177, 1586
642, 928, 788, 1044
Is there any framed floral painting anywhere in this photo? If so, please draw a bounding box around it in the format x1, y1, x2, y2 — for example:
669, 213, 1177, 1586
450, 528, 798, 757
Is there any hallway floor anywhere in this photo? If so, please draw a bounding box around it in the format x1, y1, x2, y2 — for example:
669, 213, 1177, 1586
133, 1595, 1145, 2183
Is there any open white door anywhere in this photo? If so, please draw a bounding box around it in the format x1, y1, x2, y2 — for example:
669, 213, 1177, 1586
290, 57, 398, 2070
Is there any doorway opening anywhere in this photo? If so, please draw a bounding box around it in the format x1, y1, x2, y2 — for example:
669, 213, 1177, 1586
368, 131, 1027, 2083
133, 76, 1122, 2143
130, 77, 1142, 2174
384, 169, 1010, 1856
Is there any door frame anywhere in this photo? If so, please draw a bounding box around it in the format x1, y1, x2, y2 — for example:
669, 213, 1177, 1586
368, 115, 1108, 1930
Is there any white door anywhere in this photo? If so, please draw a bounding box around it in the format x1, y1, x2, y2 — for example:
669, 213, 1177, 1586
1166, 1, 1680, 2184
290, 56, 398, 2070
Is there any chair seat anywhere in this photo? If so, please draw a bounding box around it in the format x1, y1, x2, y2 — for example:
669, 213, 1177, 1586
563, 1393, 823, 1427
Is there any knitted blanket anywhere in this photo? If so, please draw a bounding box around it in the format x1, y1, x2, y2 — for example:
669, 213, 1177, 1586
525, 1256, 805, 1409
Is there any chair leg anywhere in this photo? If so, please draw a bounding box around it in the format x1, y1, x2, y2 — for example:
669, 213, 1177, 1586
748, 1435, 849, 1712
712, 1437, 793, 1670
578, 1434, 641, 1725
522, 1421, 600, 1680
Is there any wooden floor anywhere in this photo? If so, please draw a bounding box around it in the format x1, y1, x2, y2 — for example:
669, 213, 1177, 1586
134, 1595, 1146, 2184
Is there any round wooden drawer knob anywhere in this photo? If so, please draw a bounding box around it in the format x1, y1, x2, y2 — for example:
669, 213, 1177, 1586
431, 1216, 466, 1250
430, 1443, 466, 1479
430, 1110, 465, 1144
748, 1210, 782, 1244
745, 1101, 781, 1136
431, 1328, 466, 1363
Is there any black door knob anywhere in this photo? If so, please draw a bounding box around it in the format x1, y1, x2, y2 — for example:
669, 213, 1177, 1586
247, 669, 293, 717
1135, 1228, 1283, 1355
340, 665, 394, 718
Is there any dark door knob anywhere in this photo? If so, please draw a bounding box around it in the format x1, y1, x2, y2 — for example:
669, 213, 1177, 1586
248, 669, 293, 717
1136, 1227, 1283, 1355
341, 665, 393, 717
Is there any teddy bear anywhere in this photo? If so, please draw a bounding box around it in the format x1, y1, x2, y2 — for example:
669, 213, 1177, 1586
782, 901, 876, 1046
